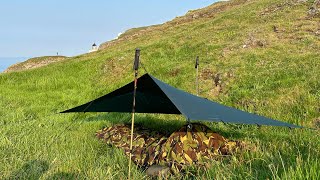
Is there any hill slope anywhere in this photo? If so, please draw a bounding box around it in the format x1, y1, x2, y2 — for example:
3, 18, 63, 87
4, 56, 68, 73
1, 0, 319, 179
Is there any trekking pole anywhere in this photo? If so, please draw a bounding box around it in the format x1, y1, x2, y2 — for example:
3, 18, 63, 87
128, 48, 140, 180
195, 56, 199, 96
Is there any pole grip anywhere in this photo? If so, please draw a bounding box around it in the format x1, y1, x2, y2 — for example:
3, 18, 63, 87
195, 56, 199, 68
134, 48, 141, 70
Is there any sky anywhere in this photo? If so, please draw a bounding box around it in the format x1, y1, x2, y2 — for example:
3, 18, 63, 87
0, 0, 218, 71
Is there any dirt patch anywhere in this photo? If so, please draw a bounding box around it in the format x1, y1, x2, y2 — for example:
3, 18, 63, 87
313, 118, 320, 128
169, 68, 181, 77
242, 33, 267, 49
260, 1, 304, 16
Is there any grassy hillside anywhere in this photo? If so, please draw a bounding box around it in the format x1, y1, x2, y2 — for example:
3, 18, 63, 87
1, 0, 319, 179
4, 56, 68, 73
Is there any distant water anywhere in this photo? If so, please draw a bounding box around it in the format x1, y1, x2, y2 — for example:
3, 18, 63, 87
0, 57, 28, 72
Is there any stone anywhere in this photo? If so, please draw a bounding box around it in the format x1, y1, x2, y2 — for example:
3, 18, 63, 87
146, 165, 170, 177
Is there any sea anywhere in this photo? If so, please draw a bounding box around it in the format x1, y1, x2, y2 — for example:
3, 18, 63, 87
0, 57, 28, 72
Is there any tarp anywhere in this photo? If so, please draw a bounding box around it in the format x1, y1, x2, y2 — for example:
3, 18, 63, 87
61, 73, 302, 128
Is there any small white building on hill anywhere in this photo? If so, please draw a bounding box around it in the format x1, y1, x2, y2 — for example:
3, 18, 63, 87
89, 43, 98, 53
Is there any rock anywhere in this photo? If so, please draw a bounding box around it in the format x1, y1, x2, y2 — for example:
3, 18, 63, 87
308, 7, 319, 15
308, 0, 320, 16
256, 40, 266, 47
146, 165, 170, 177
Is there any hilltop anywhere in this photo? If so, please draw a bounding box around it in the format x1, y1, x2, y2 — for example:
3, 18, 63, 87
99, 0, 255, 50
4, 56, 68, 73
0, 0, 319, 179
100, 0, 319, 50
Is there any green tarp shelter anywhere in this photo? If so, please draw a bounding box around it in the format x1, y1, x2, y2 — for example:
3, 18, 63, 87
61, 73, 302, 128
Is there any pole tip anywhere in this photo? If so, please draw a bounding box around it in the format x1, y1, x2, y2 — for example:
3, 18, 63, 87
134, 48, 140, 70
195, 56, 199, 68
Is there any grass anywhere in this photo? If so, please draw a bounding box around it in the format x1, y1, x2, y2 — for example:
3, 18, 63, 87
1, 0, 320, 179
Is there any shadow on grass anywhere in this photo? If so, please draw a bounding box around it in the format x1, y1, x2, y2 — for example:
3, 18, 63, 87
84, 113, 185, 136
83, 112, 255, 138
6, 160, 49, 180
6, 160, 81, 180
46, 172, 80, 180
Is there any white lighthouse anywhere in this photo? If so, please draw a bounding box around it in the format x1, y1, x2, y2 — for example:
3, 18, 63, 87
89, 43, 98, 53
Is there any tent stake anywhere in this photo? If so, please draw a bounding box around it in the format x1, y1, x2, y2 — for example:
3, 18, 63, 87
195, 56, 199, 96
128, 48, 140, 180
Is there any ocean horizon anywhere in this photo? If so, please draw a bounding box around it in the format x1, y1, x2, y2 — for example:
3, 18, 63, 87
0, 57, 28, 72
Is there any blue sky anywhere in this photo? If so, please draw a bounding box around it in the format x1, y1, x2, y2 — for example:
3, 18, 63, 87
0, 0, 218, 71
